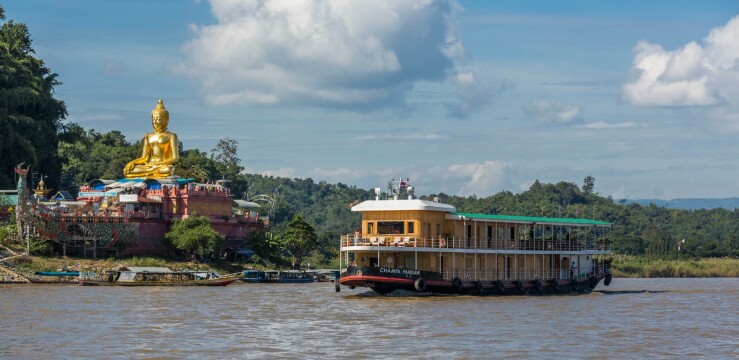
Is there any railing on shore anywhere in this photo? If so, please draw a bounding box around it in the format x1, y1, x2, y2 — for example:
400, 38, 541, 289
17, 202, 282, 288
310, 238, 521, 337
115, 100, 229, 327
340, 234, 611, 252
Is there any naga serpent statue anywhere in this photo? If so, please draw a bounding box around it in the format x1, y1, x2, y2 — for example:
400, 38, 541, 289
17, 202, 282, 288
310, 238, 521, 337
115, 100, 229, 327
14, 163, 30, 239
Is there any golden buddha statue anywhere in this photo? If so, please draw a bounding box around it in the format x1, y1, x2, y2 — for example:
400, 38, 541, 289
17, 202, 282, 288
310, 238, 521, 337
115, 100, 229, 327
123, 99, 180, 178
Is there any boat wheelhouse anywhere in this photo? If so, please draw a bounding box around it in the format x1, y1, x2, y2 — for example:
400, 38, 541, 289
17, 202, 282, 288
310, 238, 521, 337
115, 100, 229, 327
338, 180, 613, 295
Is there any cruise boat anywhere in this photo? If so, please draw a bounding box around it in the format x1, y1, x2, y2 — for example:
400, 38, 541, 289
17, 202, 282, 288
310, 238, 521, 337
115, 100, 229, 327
338, 180, 613, 295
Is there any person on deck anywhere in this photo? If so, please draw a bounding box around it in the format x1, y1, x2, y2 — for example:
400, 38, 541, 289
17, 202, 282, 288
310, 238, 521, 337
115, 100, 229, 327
570, 261, 578, 279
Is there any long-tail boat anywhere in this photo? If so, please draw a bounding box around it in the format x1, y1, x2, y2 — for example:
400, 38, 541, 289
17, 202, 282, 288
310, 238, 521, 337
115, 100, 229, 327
78, 267, 242, 286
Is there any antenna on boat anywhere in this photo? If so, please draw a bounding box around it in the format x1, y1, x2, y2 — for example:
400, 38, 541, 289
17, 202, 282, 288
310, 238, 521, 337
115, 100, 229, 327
374, 188, 381, 200
385, 178, 412, 200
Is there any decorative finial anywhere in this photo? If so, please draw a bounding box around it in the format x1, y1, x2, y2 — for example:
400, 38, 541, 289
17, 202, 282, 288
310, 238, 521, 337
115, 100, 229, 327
151, 99, 169, 121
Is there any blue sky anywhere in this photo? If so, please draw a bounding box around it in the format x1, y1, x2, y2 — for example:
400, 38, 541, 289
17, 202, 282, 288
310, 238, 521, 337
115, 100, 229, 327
5, 0, 739, 199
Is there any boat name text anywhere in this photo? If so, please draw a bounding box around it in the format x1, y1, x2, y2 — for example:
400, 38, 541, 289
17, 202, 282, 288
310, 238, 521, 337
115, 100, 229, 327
379, 267, 420, 277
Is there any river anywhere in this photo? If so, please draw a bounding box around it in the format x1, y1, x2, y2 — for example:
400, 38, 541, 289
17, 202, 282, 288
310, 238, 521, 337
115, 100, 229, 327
0, 278, 736, 359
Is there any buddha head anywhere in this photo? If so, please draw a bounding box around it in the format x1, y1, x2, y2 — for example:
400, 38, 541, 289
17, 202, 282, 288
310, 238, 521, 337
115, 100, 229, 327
151, 99, 170, 132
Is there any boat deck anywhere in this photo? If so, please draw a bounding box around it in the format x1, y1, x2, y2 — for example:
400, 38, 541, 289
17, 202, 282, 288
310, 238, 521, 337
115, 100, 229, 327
341, 235, 610, 253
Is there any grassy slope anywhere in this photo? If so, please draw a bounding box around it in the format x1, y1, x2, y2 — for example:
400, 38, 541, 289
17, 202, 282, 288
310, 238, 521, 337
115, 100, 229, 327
611, 256, 739, 278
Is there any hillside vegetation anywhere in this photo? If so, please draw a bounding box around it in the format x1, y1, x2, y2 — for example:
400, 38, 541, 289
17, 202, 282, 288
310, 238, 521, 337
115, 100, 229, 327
1, 6, 736, 268
21, 124, 739, 264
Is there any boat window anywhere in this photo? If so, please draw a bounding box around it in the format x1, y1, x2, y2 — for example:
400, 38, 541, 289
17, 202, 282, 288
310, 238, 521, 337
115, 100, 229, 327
487, 225, 493, 248
407, 221, 415, 234
404, 256, 416, 269
436, 223, 441, 236
367, 222, 374, 234
378, 221, 404, 234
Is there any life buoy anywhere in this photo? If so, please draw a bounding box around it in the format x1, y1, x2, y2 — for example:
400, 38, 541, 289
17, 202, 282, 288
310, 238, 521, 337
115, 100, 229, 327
604, 273, 612, 286
497, 280, 505, 293
414, 278, 427, 292
534, 279, 542, 292
589, 276, 598, 289
551, 279, 559, 293
452, 277, 463, 291
515, 280, 524, 293
475, 281, 484, 295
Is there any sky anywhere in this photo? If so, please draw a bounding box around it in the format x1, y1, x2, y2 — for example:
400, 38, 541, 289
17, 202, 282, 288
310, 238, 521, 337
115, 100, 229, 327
4, 0, 739, 200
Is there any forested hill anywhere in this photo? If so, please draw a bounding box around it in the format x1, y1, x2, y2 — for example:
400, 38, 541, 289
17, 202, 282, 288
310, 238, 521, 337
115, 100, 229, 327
242, 175, 737, 259
30, 120, 739, 260
624, 198, 739, 211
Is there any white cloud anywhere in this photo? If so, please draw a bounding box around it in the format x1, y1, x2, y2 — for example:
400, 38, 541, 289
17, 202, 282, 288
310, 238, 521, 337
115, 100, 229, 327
623, 15, 739, 126
305, 167, 366, 183
244, 162, 516, 197
522, 100, 583, 124
579, 121, 637, 129
446, 71, 513, 118
247, 167, 297, 179
180, 0, 463, 109
444, 161, 514, 196
353, 133, 444, 141
610, 185, 627, 200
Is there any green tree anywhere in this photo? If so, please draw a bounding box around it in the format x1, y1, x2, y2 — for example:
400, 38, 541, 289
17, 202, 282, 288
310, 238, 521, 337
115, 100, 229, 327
175, 149, 217, 182
211, 137, 244, 180
165, 215, 225, 258
0, 7, 67, 190
247, 229, 281, 263
280, 214, 318, 267
57, 126, 137, 192
582, 176, 595, 195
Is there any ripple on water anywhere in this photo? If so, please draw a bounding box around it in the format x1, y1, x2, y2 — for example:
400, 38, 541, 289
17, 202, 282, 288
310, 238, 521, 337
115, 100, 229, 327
0, 278, 737, 358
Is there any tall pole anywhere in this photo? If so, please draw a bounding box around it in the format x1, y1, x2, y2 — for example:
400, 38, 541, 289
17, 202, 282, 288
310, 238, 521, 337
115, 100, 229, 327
25, 224, 30, 255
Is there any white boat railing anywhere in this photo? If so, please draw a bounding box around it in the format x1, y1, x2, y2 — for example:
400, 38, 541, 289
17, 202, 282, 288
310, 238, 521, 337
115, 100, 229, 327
439, 265, 610, 282
340, 234, 611, 252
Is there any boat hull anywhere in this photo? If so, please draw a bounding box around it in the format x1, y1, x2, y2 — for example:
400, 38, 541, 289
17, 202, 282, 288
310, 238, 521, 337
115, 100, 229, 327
263, 278, 315, 284
79, 277, 240, 286
339, 266, 609, 295
29, 278, 77, 284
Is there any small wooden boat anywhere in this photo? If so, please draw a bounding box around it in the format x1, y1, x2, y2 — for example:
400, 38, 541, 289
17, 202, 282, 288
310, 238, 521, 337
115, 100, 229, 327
242, 269, 267, 283
79, 267, 242, 286
242, 270, 315, 283
264, 270, 315, 283
306, 269, 340, 282
29, 271, 80, 284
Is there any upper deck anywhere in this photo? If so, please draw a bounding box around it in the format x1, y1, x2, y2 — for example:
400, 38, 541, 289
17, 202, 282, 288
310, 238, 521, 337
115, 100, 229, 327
343, 197, 612, 254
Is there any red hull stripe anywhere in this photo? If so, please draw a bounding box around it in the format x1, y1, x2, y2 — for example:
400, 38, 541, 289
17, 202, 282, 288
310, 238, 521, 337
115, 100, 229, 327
340, 275, 415, 285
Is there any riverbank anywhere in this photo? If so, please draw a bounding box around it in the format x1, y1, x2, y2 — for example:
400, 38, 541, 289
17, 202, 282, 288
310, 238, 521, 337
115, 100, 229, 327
3, 253, 737, 280
610, 256, 739, 277
0, 254, 249, 282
